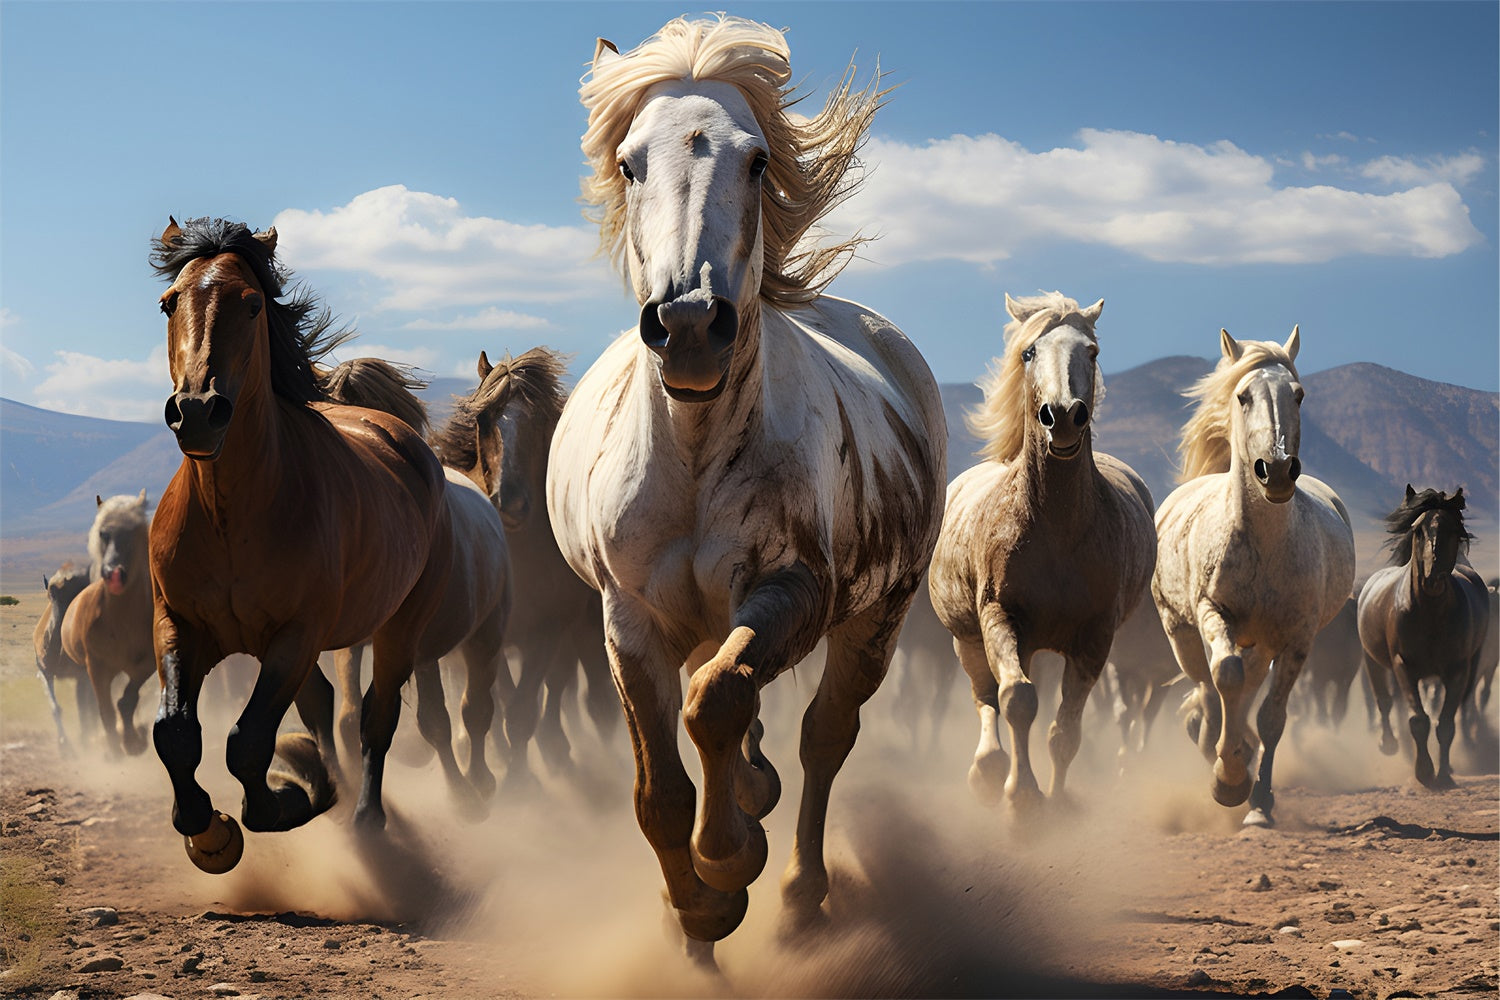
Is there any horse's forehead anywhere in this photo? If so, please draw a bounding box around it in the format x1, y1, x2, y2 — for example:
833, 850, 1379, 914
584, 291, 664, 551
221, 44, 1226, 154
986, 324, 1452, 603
178, 252, 256, 295
1235, 363, 1296, 397
632, 80, 763, 145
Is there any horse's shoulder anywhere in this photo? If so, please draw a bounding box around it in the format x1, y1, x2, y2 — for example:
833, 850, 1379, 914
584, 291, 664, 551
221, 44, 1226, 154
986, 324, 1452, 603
1094, 451, 1155, 515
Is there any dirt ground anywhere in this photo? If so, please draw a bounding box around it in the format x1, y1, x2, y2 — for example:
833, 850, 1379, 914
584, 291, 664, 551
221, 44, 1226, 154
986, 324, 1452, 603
1, 585, 1496, 1000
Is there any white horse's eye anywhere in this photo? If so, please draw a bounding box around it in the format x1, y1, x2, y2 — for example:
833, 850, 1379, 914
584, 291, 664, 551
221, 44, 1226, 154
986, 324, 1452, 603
749, 152, 769, 180
618, 159, 636, 182
1021, 346, 1035, 363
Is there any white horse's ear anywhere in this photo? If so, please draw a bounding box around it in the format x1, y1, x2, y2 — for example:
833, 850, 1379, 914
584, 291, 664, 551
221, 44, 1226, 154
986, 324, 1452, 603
1081, 298, 1104, 324
1004, 293, 1033, 324
96, 495, 103, 509
478, 351, 493, 380
161, 217, 182, 245
1284, 325, 1300, 361
1219, 329, 1243, 362
253, 226, 278, 256
593, 37, 620, 69
137, 489, 148, 505
1405, 484, 1417, 501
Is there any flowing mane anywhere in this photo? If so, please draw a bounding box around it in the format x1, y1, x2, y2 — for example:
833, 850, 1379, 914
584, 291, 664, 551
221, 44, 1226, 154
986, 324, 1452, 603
1384, 487, 1473, 566
579, 13, 884, 307
429, 347, 570, 472
1176, 338, 1299, 482
966, 292, 1104, 465
150, 216, 351, 404
319, 357, 430, 437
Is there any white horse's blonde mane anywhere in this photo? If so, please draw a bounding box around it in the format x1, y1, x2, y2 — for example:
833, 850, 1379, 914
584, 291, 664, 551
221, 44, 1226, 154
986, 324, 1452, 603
1177, 340, 1299, 482
579, 14, 884, 306
967, 292, 1103, 465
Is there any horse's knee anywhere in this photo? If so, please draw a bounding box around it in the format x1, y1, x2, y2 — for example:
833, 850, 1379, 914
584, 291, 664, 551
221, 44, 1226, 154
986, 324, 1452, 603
1000, 680, 1038, 729
684, 665, 755, 755
1212, 653, 1245, 695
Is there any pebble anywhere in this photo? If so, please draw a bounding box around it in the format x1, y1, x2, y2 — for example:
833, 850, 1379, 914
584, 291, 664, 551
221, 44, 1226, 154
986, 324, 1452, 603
81, 906, 119, 927
1279, 925, 1303, 936
47, 991, 80, 1000
123, 995, 174, 1000
323, 938, 342, 950
208, 984, 240, 996
1331, 939, 1364, 950
79, 955, 125, 972
1252, 873, 1272, 891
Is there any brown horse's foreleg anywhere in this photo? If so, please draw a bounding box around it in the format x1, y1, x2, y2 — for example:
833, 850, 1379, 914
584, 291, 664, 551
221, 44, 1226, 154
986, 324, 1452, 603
1432, 672, 1465, 790
779, 598, 904, 935
1390, 655, 1438, 786
293, 666, 341, 783
499, 643, 552, 789
460, 639, 504, 800
955, 635, 1006, 804
1048, 653, 1107, 798
578, 614, 622, 745
1364, 655, 1400, 755
153, 644, 213, 838
75, 674, 100, 748
40, 670, 71, 755
537, 649, 576, 774
411, 659, 475, 807
610, 603, 747, 944
117, 664, 153, 755
332, 645, 366, 775
1246, 650, 1307, 826
89, 664, 123, 757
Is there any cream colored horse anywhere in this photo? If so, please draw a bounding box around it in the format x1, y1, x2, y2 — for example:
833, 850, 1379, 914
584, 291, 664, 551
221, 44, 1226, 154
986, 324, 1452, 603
547, 15, 946, 947
929, 293, 1156, 810
1152, 327, 1355, 826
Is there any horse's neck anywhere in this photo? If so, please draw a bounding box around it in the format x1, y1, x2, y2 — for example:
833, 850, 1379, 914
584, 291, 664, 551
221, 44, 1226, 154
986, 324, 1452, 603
656, 309, 765, 462
186, 385, 286, 512
1224, 456, 1292, 541
1021, 428, 1100, 520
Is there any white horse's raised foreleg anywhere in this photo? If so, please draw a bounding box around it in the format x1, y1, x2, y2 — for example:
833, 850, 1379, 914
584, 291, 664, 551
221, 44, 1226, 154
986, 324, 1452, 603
1245, 650, 1307, 826
956, 635, 1007, 804
978, 604, 1042, 811
1197, 609, 1264, 807
1048, 654, 1107, 799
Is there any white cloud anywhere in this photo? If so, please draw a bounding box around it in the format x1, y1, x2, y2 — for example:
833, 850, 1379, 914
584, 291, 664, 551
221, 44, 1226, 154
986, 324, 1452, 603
830, 129, 1484, 267
401, 307, 552, 332
1361, 152, 1485, 187
1300, 151, 1346, 171
271, 185, 613, 313
33, 345, 170, 422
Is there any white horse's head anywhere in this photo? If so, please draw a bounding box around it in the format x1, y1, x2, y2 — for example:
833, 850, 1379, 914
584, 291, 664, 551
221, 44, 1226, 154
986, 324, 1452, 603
1223, 327, 1304, 503
1007, 293, 1104, 461
618, 79, 768, 401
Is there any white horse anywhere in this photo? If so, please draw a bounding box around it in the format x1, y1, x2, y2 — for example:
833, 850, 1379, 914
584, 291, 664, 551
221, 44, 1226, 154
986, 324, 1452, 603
1152, 327, 1355, 826
929, 293, 1157, 811
546, 15, 947, 947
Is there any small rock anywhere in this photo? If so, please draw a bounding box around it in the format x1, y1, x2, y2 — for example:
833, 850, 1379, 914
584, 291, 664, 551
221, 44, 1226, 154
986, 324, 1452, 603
47, 991, 80, 1000
79, 955, 125, 973
1331, 939, 1364, 950
1279, 925, 1303, 936
207, 984, 240, 996
81, 906, 119, 927
181, 952, 204, 973
123, 994, 175, 1000
322, 938, 342, 950
39, 838, 59, 850
23, 802, 47, 816
1185, 969, 1212, 987
249, 970, 269, 983
1252, 873, 1272, 891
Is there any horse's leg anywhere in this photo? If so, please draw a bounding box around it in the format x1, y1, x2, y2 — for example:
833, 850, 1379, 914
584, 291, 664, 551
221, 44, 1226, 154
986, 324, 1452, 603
460, 635, 504, 800
500, 643, 552, 789
1364, 655, 1400, 754
536, 648, 576, 775
927, 652, 958, 759
1389, 655, 1439, 787
292, 666, 341, 784
1431, 671, 1466, 790
956, 635, 1007, 804
580, 626, 621, 746
411, 658, 481, 812
88, 664, 124, 757
979, 603, 1042, 811
226, 631, 336, 832
74, 674, 100, 749
40, 670, 71, 755
1048, 652, 1107, 799
779, 597, 904, 935
1196, 610, 1261, 807
1165, 626, 1217, 759
332, 645, 365, 777
1245, 649, 1307, 827
116, 664, 152, 755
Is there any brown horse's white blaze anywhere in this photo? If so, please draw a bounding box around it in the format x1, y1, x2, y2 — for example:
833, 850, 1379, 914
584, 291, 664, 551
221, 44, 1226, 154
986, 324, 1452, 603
149, 217, 453, 873
549, 16, 947, 949
1152, 326, 1355, 827
929, 292, 1157, 813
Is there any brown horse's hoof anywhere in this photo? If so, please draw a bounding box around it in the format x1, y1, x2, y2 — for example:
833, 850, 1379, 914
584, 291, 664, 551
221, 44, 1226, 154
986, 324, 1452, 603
1212, 774, 1253, 808
675, 886, 750, 943
185, 811, 244, 874
691, 816, 768, 895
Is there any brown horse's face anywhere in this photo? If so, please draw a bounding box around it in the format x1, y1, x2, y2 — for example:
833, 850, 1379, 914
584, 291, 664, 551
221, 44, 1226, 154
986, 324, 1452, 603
1413, 508, 1463, 593
473, 403, 546, 530
158, 253, 266, 460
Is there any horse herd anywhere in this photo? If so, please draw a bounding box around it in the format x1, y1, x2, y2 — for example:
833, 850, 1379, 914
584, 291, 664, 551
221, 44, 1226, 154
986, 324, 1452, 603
25, 14, 1497, 957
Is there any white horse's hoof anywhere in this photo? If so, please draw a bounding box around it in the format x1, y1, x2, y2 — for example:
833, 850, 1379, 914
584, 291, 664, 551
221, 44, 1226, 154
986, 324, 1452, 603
1242, 807, 1274, 828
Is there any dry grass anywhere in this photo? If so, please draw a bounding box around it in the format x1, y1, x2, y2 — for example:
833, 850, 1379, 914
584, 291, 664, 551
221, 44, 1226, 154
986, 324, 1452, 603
0, 845, 64, 987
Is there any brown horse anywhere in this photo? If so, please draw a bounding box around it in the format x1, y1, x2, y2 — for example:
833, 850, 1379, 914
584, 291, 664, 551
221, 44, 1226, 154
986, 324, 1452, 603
149, 216, 453, 874
61, 492, 156, 756
1358, 486, 1489, 788
325, 357, 512, 810
429, 347, 614, 786
34, 562, 96, 753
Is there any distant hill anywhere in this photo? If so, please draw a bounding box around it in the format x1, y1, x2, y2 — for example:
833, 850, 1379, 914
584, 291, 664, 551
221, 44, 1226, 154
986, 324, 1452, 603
3, 359, 1496, 584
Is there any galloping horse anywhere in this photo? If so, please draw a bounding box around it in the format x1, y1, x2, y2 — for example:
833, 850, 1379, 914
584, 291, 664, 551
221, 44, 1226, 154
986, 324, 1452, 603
61, 492, 156, 756
547, 16, 947, 945
429, 347, 613, 784
34, 563, 95, 753
323, 357, 512, 810
149, 217, 453, 873
1357, 486, 1488, 788
1153, 327, 1355, 826
929, 293, 1156, 809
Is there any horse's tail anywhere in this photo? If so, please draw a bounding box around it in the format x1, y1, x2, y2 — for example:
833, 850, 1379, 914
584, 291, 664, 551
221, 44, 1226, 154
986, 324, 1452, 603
320, 357, 430, 437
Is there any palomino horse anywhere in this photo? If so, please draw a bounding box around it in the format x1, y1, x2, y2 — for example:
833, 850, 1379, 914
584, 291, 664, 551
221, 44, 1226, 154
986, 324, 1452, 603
930, 293, 1156, 809
61, 492, 156, 756
34, 562, 96, 753
1357, 486, 1488, 788
547, 16, 947, 946
429, 347, 614, 785
149, 217, 453, 873
1153, 327, 1355, 827
323, 358, 512, 811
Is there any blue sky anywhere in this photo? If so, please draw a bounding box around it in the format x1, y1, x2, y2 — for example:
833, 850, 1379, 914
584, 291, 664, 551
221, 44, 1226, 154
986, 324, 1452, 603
2, 1, 1495, 422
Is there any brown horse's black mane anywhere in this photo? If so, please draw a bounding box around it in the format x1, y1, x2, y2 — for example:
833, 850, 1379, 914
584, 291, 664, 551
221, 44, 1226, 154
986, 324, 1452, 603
1384, 486, 1474, 566
429, 347, 570, 472
150, 217, 351, 405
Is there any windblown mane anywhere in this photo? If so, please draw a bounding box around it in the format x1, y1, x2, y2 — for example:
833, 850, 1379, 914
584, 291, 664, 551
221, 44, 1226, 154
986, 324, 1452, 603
1384, 487, 1473, 566
966, 292, 1104, 465
579, 14, 884, 307
429, 347, 570, 472
1177, 339, 1299, 482
150, 217, 352, 404
88, 493, 150, 577
320, 357, 430, 437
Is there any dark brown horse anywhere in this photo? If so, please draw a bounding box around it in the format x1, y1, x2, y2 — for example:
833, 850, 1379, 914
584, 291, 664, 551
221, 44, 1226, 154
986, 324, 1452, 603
428, 347, 614, 785
149, 217, 453, 873
34, 562, 95, 753
61, 492, 156, 756
1357, 486, 1489, 789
